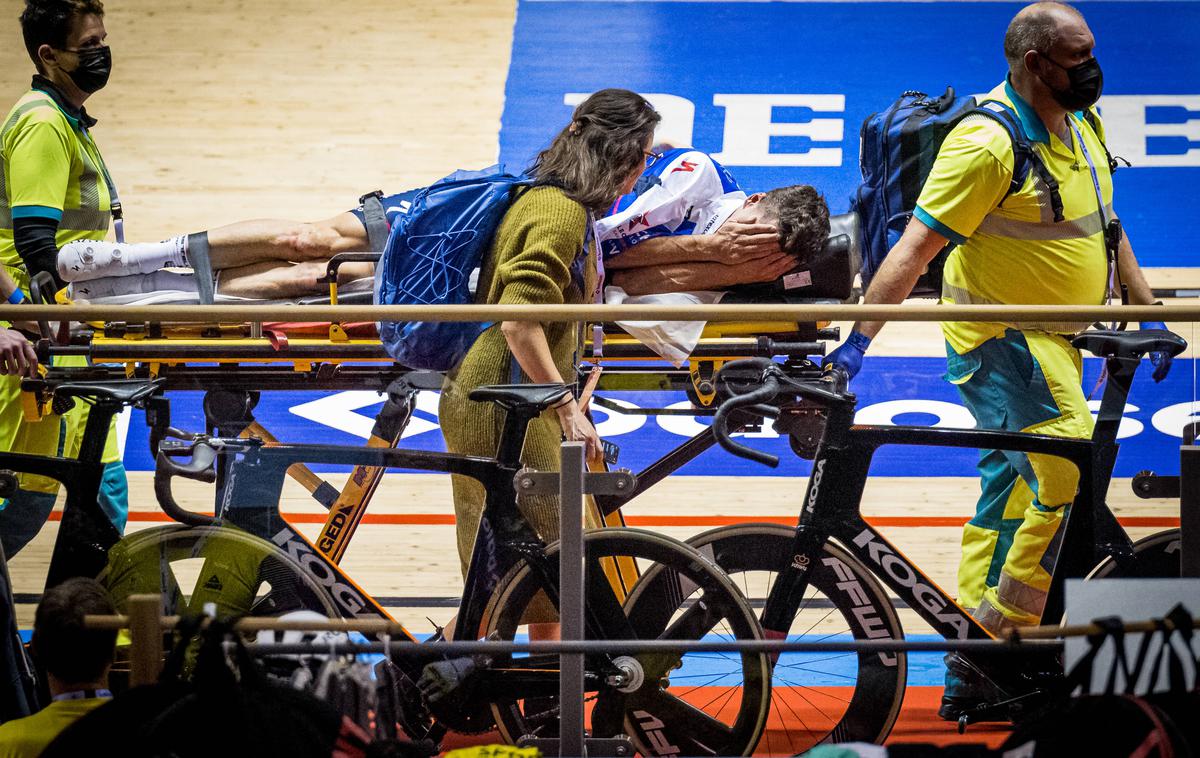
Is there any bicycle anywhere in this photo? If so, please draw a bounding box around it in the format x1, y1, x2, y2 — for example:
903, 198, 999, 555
87, 382, 772, 756
0, 378, 165, 586
652, 327, 1187, 753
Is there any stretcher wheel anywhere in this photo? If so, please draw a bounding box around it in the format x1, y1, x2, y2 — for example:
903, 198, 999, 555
482, 528, 770, 756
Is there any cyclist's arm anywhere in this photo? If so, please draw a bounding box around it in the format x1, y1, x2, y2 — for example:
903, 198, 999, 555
851, 217, 950, 340
603, 234, 716, 269
612, 251, 798, 295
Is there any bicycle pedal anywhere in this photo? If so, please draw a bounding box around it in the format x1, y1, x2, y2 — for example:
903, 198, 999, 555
954, 688, 1050, 733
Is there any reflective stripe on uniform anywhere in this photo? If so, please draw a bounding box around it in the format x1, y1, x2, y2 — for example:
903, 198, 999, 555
942, 281, 1091, 335
975, 202, 1114, 240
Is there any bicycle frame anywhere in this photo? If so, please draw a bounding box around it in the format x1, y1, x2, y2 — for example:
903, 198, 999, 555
165, 433, 646, 653
0, 391, 129, 588
595, 351, 1148, 643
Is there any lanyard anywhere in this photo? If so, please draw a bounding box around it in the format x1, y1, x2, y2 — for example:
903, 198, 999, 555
1069, 118, 1121, 313
1070, 119, 1108, 227
53, 688, 112, 702
80, 126, 125, 244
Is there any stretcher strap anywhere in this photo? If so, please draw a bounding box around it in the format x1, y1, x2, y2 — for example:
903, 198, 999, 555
359, 191, 390, 253
186, 232, 215, 305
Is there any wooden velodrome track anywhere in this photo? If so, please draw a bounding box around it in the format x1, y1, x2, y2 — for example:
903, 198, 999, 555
0, 0, 1194, 748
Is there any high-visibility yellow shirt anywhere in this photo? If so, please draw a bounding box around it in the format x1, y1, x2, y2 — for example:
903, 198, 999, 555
914, 79, 1113, 354
0, 697, 109, 757
0, 83, 114, 292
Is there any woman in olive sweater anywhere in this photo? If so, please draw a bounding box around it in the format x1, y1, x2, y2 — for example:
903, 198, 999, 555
439, 90, 660, 593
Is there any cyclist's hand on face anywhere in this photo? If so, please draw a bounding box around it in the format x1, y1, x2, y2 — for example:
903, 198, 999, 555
0, 329, 36, 378
823, 330, 872, 381
1141, 320, 1173, 383
731, 251, 800, 285
556, 399, 603, 463
712, 222, 783, 265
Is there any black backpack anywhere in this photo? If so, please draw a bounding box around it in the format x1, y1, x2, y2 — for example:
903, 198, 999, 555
850, 87, 1114, 298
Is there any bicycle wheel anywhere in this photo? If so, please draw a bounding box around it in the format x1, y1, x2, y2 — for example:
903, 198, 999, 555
482, 527, 771, 757
99, 524, 340, 619
1088, 528, 1181, 579
687, 523, 907, 755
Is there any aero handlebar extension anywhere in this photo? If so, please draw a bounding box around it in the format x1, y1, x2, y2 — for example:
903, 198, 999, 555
711, 359, 850, 468
154, 435, 221, 527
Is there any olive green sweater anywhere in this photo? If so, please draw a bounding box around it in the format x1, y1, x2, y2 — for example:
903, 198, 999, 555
438, 185, 599, 575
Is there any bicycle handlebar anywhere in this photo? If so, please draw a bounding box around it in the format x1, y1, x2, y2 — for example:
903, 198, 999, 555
711, 360, 853, 468
712, 373, 782, 468
154, 437, 221, 527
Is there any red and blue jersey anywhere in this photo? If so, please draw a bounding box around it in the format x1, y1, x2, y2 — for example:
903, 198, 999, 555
595, 148, 744, 259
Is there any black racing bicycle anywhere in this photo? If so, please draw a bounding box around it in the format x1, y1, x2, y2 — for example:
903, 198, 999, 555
87, 383, 772, 756
658, 327, 1188, 754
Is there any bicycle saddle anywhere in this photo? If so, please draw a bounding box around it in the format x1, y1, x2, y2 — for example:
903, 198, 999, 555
53, 378, 165, 405
469, 383, 571, 412
1071, 329, 1187, 360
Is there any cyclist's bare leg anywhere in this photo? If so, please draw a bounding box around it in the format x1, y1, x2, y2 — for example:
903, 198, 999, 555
217, 260, 374, 299
204, 211, 370, 268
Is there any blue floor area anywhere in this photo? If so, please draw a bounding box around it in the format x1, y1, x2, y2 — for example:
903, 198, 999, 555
502, 1, 1200, 269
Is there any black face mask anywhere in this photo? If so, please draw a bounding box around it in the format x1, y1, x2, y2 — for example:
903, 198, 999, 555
60, 45, 112, 94
1039, 54, 1103, 111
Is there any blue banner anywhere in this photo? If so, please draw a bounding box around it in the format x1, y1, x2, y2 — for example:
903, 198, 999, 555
119, 357, 1200, 478
499, 1, 1200, 267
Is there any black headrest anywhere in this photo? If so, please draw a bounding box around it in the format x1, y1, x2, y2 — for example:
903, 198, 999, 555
827, 212, 862, 277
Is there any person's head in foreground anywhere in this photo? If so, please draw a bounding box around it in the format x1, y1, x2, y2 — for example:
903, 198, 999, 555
31, 577, 117, 693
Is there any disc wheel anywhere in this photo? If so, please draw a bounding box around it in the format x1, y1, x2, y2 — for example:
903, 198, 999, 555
99, 524, 340, 619
687, 523, 907, 755
482, 527, 771, 757
1088, 528, 1181, 579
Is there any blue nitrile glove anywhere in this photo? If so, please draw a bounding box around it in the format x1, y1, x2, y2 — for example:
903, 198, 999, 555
1141, 320, 1172, 383
824, 330, 872, 380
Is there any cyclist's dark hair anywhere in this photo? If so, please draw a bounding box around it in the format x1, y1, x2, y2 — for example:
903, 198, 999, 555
761, 185, 830, 263
529, 89, 661, 214
32, 577, 116, 684
20, 0, 105, 72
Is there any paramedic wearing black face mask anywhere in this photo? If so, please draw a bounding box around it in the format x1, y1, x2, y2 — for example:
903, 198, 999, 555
823, 1, 1172, 724
0, 0, 129, 559
1037, 51, 1103, 112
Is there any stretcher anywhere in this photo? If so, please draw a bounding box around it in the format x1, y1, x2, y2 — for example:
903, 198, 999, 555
29, 211, 858, 402
18, 215, 859, 563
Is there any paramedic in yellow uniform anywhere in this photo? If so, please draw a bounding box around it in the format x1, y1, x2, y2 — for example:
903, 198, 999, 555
824, 1, 1171, 718
0, 0, 127, 557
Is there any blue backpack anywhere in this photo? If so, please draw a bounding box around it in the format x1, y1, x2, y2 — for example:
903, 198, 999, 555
375, 165, 533, 371
850, 87, 1070, 298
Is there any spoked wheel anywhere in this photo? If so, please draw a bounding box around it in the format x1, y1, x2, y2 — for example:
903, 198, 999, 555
1088, 528, 1181, 579
99, 524, 340, 619
687, 524, 907, 755
482, 527, 771, 757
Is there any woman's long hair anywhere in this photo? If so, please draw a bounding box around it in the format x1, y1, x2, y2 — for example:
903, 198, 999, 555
528, 89, 661, 214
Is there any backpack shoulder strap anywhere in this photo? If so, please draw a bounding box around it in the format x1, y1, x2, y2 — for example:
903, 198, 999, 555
972, 100, 1065, 223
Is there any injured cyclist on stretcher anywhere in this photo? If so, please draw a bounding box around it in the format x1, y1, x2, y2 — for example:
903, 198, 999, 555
56, 148, 830, 299
56, 148, 852, 362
